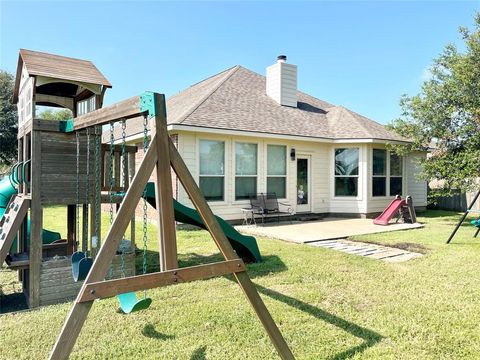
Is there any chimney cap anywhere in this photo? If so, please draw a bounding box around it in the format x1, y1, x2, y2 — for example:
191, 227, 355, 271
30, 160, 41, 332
277, 55, 287, 62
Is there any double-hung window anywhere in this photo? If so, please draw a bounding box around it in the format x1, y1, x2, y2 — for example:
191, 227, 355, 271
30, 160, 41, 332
235, 142, 257, 200
372, 149, 387, 196
199, 140, 225, 201
267, 145, 287, 198
371, 150, 403, 197
389, 153, 403, 196
334, 148, 359, 197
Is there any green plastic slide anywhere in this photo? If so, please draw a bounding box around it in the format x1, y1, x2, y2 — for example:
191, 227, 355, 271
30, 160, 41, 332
0, 176, 61, 252
144, 183, 262, 263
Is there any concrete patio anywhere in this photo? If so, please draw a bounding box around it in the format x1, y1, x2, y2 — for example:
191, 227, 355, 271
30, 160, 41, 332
236, 217, 424, 244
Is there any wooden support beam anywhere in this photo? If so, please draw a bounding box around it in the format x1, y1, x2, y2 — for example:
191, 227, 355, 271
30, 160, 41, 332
49, 139, 158, 360
80, 259, 245, 302
29, 131, 42, 308
67, 204, 76, 254
152, 94, 177, 271
71, 96, 143, 131
82, 204, 88, 253
101, 143, 137, 153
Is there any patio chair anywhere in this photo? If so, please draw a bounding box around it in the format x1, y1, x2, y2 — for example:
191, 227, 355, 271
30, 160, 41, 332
249, 193, 293, 224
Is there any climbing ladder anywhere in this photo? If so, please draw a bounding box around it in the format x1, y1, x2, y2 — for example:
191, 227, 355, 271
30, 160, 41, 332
0, 195, 30, 265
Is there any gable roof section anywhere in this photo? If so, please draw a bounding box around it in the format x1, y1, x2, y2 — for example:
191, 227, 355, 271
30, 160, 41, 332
13, 49, 111, 102
166, 65, 408, 143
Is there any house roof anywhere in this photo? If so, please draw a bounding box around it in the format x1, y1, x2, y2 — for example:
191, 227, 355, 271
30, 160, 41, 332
13, 49, 111, 102
162, 65, 408, 143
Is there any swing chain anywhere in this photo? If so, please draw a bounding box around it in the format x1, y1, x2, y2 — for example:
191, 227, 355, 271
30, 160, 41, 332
94, 127, 101, 251
109, 122, 115, 226
108, 122, 115, 279
84, 128, 90, 255
142, 114, 149, 278
75, 131, 80, 249
120, 119, 127, 277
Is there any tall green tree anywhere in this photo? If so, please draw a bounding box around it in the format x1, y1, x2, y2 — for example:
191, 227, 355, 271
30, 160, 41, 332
0, 71, 17, 166
37, 108, 72, 121
389, 13, 480, 197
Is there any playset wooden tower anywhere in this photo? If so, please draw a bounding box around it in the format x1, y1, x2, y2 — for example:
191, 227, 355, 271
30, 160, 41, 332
0, 49, 135, 308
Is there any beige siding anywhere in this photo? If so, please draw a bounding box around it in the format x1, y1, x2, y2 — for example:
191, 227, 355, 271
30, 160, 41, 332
177, 131, 334, 220
127, 130, 428, 220
406, 151, 428, 207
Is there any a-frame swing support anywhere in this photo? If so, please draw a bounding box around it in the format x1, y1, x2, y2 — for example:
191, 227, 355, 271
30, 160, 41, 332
446, 190, 480, 244
49, 93, 295, 360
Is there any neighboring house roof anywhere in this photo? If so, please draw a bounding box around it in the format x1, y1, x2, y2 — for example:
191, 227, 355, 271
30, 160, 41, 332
162, 65, 408, 143
13, 49, 111, 102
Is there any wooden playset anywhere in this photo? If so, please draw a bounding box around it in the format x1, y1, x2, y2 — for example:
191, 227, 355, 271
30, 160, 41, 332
0, 50, 294, 359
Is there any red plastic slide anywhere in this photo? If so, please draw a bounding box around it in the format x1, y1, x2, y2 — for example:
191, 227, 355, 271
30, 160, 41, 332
373, 196, 406, 225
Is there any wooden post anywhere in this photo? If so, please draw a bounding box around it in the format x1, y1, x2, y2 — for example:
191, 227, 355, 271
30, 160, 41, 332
67, 204, 76, 255
152, 94, 177, 271
29, 131, 42, 308
82, 204, 88, 253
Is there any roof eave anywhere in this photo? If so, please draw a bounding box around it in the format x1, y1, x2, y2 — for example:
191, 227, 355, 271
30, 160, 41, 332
12, 53, 24, 104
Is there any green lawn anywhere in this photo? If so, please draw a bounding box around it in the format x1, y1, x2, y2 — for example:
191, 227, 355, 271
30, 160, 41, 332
1, 209, 480, 359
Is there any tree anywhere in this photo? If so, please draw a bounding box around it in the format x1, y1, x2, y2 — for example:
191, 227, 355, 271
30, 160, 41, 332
0, 71, 17, 166
37, 108, 72, 121
388, 13, 480, 198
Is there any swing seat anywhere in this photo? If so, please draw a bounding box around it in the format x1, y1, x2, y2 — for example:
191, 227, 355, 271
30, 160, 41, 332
471, 219, 480, 228
71, 251, 93, 282
117, 292, 152, 314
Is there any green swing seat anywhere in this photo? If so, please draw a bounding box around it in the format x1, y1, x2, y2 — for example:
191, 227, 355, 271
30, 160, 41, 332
471, 219, 480, 228
71, 251, 93, 282
117, 292, 152, 314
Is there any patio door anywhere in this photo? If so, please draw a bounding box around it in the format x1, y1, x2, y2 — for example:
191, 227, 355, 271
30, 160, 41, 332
296, 155, 311, 213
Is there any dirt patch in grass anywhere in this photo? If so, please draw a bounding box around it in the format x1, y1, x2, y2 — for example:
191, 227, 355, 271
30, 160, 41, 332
350, 240, 430, 254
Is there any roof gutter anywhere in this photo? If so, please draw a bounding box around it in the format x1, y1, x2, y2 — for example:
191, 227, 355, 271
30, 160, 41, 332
167, 124, 412, 145
120, 123, 411, 146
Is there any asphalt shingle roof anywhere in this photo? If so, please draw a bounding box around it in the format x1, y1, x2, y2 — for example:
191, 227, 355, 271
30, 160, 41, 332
165, 65, 408, 143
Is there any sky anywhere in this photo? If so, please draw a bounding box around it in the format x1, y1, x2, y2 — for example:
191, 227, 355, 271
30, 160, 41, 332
1, 1, 478, 124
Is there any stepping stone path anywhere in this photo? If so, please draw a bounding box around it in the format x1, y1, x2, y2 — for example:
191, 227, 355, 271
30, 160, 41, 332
307, 239, 423, 262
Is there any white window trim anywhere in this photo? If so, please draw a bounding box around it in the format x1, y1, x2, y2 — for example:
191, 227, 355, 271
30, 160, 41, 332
332, 147, 361, 199
233, 141, 259, 204
372, 149, 388, 197
197, 138, 227, 204
265, 143, 288, 200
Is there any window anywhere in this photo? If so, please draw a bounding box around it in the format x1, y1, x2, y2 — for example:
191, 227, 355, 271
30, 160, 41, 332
372, 149, 386, 196
335, 148, 359, 197
390, 153, 403, 196
267, 145, 286, 198
199, 140, 225, 201
235, 143, 257, 200
371, 150, 403, 197
77, 96, 96, 116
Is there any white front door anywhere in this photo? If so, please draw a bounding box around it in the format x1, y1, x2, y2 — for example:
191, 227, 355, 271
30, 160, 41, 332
296, 155, 311, 213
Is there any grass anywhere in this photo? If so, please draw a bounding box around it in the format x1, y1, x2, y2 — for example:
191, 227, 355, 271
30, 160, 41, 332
1, 208, 480, 359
